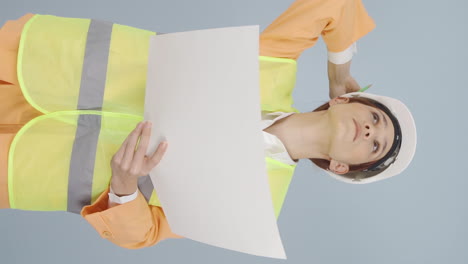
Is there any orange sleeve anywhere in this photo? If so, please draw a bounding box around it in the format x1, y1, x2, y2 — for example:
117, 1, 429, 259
0, 13, 35, 85
260, 0, 376, 59
81, 187, 183, 249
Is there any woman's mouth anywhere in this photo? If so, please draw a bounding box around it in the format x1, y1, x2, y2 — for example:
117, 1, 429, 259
353, 118, 360, 142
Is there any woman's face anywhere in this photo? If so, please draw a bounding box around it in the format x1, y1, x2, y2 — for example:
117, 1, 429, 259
327, 97, 395, 171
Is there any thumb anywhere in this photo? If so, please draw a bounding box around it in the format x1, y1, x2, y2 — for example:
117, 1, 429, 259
145, 141, 168, 170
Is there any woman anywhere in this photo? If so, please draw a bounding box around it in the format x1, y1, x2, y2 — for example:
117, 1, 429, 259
0, 0, 416, 249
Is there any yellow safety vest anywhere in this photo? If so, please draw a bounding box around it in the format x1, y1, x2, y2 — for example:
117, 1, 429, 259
9, 15, 299, 218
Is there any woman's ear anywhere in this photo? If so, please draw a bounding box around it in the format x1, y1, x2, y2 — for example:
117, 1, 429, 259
328, 97, 350, 106
329, 159, 349, 175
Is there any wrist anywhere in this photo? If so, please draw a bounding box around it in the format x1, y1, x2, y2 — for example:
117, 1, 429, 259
328, 60, 352, 85
110, 176, 138, 196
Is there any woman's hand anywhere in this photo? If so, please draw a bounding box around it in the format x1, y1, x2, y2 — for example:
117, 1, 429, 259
110, 121, 168, 196
327, 60, 361, 98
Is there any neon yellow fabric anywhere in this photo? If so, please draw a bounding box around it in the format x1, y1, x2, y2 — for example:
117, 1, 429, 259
11, 15, 297, 218
13, 15, 161, 210
259, 56, 299, 113
17, 15, 155, 116
9, 111, 138, 210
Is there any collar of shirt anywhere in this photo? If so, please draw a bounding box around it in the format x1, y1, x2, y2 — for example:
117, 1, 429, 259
261, 111, 298, 165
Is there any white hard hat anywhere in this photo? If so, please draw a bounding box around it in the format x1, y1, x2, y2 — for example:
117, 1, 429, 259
325, 92, 417, 184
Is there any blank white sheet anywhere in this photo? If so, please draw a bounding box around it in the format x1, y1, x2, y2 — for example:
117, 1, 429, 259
144, 26, 286, 259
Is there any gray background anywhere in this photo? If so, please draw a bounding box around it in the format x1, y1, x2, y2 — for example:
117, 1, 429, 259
1, 0, 466, 263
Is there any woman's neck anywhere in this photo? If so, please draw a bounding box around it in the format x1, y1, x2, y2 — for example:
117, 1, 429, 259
263, 111, 331, 160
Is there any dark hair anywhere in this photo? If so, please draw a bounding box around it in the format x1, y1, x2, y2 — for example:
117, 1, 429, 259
309, 97, 400, 181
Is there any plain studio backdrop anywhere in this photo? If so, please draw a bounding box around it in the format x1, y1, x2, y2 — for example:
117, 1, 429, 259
1, 0, 467, 263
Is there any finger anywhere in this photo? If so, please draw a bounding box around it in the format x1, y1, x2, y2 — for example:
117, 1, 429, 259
112, 129, 133, 164
112, 138, 127, 164
133, 121, 152, 168
121, 122, 145, 169
144, 141, 168, 170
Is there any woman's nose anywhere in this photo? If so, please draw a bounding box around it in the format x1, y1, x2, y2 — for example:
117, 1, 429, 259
363, 123, 374, 139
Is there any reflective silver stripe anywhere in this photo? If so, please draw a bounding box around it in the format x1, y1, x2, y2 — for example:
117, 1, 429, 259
138, 175, 154, 202
78, 20, 113, 110
68, 115, 102, 213
67, 20, 113, 213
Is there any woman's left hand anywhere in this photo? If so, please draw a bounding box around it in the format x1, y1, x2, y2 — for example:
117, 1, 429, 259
110, 121, 168, 196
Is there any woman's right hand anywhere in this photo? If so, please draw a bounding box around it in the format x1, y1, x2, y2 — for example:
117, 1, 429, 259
110, 121, 168, 196
327, 60, 361, 99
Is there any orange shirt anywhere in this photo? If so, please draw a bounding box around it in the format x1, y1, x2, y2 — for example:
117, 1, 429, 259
0, 13, 42, 208
0, 0, 374, 249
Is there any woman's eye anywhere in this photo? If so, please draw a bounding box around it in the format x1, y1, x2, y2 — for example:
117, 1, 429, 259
372, 112, 379, 124
373, 141, 380, 153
